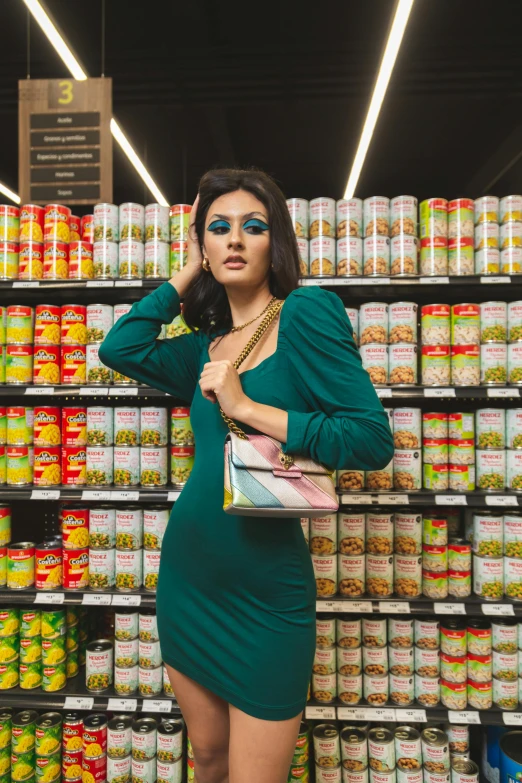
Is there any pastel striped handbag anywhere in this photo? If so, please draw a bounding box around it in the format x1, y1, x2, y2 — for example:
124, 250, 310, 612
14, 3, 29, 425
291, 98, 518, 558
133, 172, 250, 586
222, 298, 339, 517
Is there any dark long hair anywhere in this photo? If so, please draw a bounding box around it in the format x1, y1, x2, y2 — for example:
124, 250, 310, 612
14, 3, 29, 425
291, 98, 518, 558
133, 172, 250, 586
182, 168, 300, 336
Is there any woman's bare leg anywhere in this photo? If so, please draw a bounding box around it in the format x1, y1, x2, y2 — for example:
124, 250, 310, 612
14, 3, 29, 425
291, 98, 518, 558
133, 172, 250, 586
165, 664, 230, 783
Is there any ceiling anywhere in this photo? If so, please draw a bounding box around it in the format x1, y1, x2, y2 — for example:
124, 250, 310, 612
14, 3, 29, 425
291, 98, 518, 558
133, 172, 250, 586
2, 0, 522, 210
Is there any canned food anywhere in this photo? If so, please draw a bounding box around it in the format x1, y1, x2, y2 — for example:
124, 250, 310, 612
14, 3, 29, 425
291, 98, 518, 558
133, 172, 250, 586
363, 617, 387, 648
337, 237, 362, 276
476, 450, 506, 491
60, 346, 86, 385
6, 345, 32, 385
310, 236, 335, 276
138, 664, 162, 696
368, 727, 394, 771
35, 542, 62, 589
309, 197, 336, 239
394, 555, 421, 597
169, 204, 191, 242
389, 646, 414, 676
88, 548, 115, 590
475, 222, 499, 250
340, 726, 366, 771
119, 240, 144, 279
501, 246, 522, 274
393, 450, 421, 491
473, 555, 503, 600
366, 555, 393, 598
420, 238, 448, 276
115, 610, 138, 641
86, 304, 113, 343
492, 676, 518, 710
86, 446, 113, 486
143, 507, 169, 550
337, 617, 361, 648
114, 448, 140, 487
60, 305, 87, 345
86, 639, 113, 692
450, 345, 480, 386
62, 548, 88, 590
93, 241, 118, 278
142, 447, 168, 486
115, 549, 142, 592
394, 511, 422, 555
7, 407, 34, 446
420, 199, 448, 239
360, 344, 388, 386
363, 236, 390, 276
364, 197, 390, 238
114, 665, 138, 695
467, 679, 492, 709
440, 650, 466, 684
389, 344, 417, 386
473, 512, 503, 557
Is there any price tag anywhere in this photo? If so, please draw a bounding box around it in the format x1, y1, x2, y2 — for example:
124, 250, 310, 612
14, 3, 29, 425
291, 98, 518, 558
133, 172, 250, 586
82, 593, 112, 606
82, 387, 108, 396
31, 489, 60, 500
34, 592, 64, 604
87, 280, 114, 288
480, 276, 510, 284
306, 706, 337, 720
316, 601, 346, 612
112, 594, 142, 607
111, 491, 140, 502
341, 494, 378, 505
115, 280, 143, 287
394, 709, 427, 722
487, 388, 519, 398
339, 707, 396, 721
82, 490, 111, 501
342, 601, 373, 613
435, 495, 467, 506
420, 276, 450, 285
485, 496, 519, 507
433, 603, 466, 615
25, 386, 54, 395
109, 387, 138, 396
424, 388, 456, 398
377, 494, 408, 505
481, 604, 515, 616
448, 710, 481, 724
167, 491, 181, 502
13, 281, 40, 288
376, 389, 392, 398
379, 602, 410, 614
503, 713, 522, 726
148, 700, 173, 713
107, 698, 138, 712
64, 697, 94, 710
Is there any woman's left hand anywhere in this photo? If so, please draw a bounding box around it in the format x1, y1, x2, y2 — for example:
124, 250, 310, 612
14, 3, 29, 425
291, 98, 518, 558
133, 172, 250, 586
199, 360, 251, 418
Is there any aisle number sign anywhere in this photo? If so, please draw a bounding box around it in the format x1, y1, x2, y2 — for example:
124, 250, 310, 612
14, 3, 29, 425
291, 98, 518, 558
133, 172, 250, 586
18, 78, 113, 205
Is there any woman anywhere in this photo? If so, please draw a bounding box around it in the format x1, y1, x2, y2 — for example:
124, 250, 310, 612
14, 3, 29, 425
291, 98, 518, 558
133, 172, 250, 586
100, 168, 394, 783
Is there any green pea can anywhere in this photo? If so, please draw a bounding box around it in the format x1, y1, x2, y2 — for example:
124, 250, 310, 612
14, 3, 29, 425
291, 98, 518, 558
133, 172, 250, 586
0, 710, 12, 750
0, 633, 19, 663
12, 710, 37, 753
41, 610, 66, 640
0, 607, 19, 636
11, 750, 35, 782
21, 611, 40, 639
19, 663, 42, 690
170, 445, 194, 486
35, 712, 62, 756
42, 664, 66, 692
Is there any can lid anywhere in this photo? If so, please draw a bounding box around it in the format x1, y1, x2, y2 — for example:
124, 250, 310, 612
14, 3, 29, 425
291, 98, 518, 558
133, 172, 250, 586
36, 712, 62, 729
450, 759, 478, 775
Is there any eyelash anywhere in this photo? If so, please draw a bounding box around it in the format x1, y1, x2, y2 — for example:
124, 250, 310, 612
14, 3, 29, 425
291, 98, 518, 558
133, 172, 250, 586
207, 220, 269, 235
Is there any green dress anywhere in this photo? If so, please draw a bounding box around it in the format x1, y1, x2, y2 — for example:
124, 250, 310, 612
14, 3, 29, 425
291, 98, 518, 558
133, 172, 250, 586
99, 282, 393, 720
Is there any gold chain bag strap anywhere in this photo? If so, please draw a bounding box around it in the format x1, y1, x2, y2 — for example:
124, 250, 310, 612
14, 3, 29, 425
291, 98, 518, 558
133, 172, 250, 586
221, 298, 339, 517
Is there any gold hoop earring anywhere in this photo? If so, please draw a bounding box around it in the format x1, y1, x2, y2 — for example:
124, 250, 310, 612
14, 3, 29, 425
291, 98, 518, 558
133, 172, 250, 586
202, 257, 210, 272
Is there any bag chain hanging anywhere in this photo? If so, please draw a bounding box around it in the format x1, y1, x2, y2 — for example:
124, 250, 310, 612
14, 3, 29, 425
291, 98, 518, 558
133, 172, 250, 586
219, 298, 283, 440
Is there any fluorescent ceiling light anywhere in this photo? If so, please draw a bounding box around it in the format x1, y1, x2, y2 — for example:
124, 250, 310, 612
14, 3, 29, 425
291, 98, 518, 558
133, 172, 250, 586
344, 0, 415, 199
0, 183, 21, 205
22, 0, 169, 205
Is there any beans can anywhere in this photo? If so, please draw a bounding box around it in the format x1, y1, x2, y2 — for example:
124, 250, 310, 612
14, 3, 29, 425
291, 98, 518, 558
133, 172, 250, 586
313, 554, 337, 597
7, 407, 34, 446
390, 674, 414, 706
338, 554, 364, 597
62, 548, 88, 590
336, 199, 362, 239
389, 647, 414, 676
363, 236, 390, 276
146, 203, 169, 242
363, 617, 387, 648
115, 549, 142, 592
366, 554, 393, 598
393, 450, 421, 491
114, 665, 138, 695
394, 727, 421, 772
337, 646, 362, 676
364, 197, 390, 237
368, 727, 395, 772
360, 303, 388, 344
142, 446, 168, 486
467, 679, 492, 709
388, 618, 413, 649
86, 446, 113, 486
338, 618, 361, 648
88, 548, 115, 590
451, 345, 480, 386
310, 236, 335, 276
394, 555, 421, 597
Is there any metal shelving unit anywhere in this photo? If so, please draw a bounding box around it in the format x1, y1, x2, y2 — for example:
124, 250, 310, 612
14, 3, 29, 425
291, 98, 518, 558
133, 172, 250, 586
305, 701, 520, 726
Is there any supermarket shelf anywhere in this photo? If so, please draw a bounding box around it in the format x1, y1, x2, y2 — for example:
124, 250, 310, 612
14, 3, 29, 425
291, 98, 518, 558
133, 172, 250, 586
1, 677, 181, 714
339, 491, 522, 507
305, 701, 518, 726
299, 274, 522, 298
316, 595, 522, 616
0, 385, 175, 398
0, 486, 182, 501
0, 587, 157, 606
375, 386, 521, 400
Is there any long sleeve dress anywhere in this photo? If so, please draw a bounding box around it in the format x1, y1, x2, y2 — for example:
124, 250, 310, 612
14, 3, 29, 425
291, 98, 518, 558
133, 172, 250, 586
99, 282, 394, 720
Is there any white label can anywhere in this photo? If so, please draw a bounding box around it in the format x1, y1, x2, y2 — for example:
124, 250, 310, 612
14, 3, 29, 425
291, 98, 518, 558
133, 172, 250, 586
139, 639, 162, 669
394, 555, 422, 598
143, 549, 161, 592
86, 342, 112, 384
337, 198, 363, 238
141, 447, 168, 487
391, 196, 417, 235
86, 304, 113, 342
138, 664, 163, 696
88, 547, 115, 590
363, 236, 390, 276
362, 617, 387, 647
312, 554, 337, 597
363, 645, 388, 676
338, 554, 365, 597
115, 610, 138, 641
144, 241, 169, 278
476, 222, 500, 250
86, 446, 113, 485
310, 197, 336, 238
390, 673, 414, 705
364, 675, 389, 706
507, 410, 522, 449
394, 511, 422, 555
366, 555, 393, 598
480, 343, 508, 385
114, 407, 140, 446
143, 506, 169, 550
388, 617, 414, 647
473, 555, 503, 600
345, 307, 359, 344
89, 506, 116, 548
338, 512, 365, 555
508, 301, 522, 342
114, 447, 140, 487
389, 344, 417, 386
337, 645, 362, 676
504, 557, 522, 601
286, 198, 309, 238
119, 240, 145, 279
87, 406, 114, 446
366, 512, 393, 555
476, 450, 506, 492
93, 241, 118, 278
360, 344, 388, 386
389, 303, 418, 344
114, 638, 139, 667
390, 235, 418, 277
337, 237, 363, 277
310, 236, 335, 276
360, 303, 388, 344
338, 618, 361, 648
114, 664, 138, 695
114, 303, 132, 324
507, 451, 522, 492
480, 302, 507, 343
108, 755, 131, 783
389, 647, 414, 676
505, 514, 522, 558
86, 639, 113, 691
414, 674, 440, 707
145, 203, 169, 242
115, 549, 142, 592
508, 343, 522, 384
476, 408, 506, 450
156, 759, 182, 783
116, 507, 143, 549
364, 197, 390, 237
140, 408, 168, 447
131, 758, 156, 783
472, 512, 503, 557
393, 450, 422, 490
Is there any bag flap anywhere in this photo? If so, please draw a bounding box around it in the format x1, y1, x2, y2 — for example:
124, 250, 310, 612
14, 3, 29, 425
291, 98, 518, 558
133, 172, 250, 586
225, 432, 332, 475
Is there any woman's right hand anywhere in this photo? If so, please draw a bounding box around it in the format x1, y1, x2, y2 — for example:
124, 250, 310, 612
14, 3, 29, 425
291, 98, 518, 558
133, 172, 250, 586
186, 194, 203, 271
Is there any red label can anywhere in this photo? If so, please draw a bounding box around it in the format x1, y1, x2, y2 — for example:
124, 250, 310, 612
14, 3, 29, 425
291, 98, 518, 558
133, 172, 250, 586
34, 407, 61, 446
61, 507, 89, 550
34, 446, 61, 485
83, 714, 107, 755
33, 345, 60, 386
69, 242, 94, 280
61, 305, 87, 345
43, 241, 69, 280
62, 548, 88, 590
70, 215, 81, 241
19, 241, 44, 280
44, 204, 71, 241
81, 215, 94, 243
62, 750, 83, 779
34, 304, 61, 345
61, 345, 86, 385
82, 755, 107, 783
62, 446, 87, 485
61, 408, 87, 447
63, 712, 83, 752
20, 204, 44, 242
35, 542, 62, 589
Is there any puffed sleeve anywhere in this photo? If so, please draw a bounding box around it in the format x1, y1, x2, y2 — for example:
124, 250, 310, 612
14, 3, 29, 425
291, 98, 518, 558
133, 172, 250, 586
98, 282, 202, 401
279, 287, 394, 470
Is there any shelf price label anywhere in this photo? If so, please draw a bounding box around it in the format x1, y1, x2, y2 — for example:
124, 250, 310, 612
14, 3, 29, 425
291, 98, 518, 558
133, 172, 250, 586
503, 713, 522, 726
341, 494, 378, 505
378, 602, 410, 614
34, 592, 64, 604
485, 496, 519, 507
31, 489, 60, 500
377, 495, 408, 505
86, 280, 114, 288
82, 387, 108, 396
487, 388, 519, 398
424, 388, 456, 398
64, 697, 94, 710
376, 389, 392, 398
112, 594, 141, 607
82, 593, 112, 606
147, 700, 173, 713
481, 604, 515, 616
109, 388, 138, 396
82, 490, 111, 501
420, 276, 450, 285
435, 495, 467, 506
13, 281, 40, 288
107, 698, 138, 712
111, 491, 139, 502
316, 601, 346, 613
167, 492, 181, 502
26, 386, 54, 395
339, 707, 395, 721
394, 709, 427, 722
433, 603, 466, 615
448, 711, 481, 724
480, 276, 510, 284
115, 280, 142, 287
306, 706, 336, 720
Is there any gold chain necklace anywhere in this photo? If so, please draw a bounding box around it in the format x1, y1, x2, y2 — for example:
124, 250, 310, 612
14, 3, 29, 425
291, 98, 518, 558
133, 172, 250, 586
229, 296, 278, 332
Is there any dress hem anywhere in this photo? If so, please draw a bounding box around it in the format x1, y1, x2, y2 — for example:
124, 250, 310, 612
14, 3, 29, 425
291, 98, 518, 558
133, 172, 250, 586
163, 655, 306, 722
